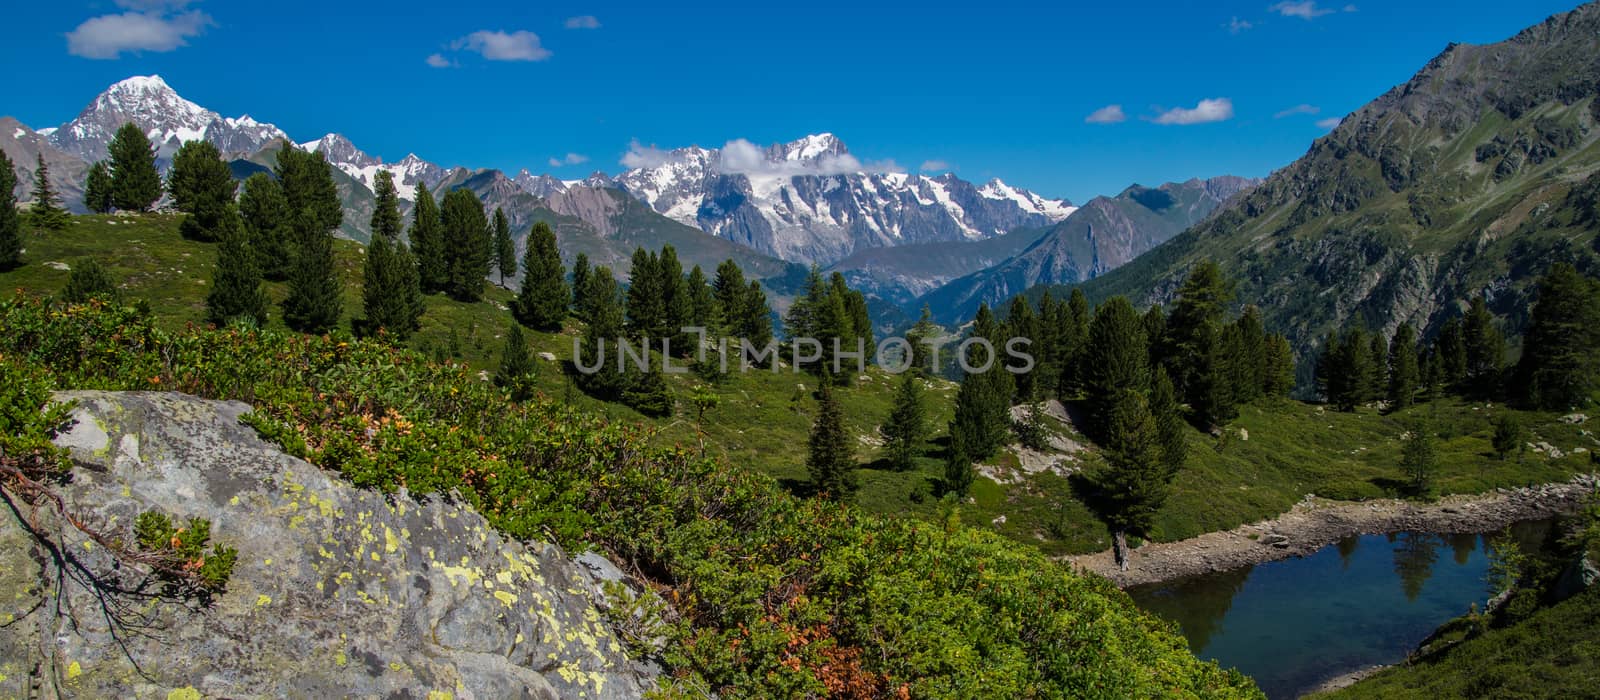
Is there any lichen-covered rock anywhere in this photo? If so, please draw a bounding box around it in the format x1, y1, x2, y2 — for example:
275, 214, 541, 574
0, 391, 655, 699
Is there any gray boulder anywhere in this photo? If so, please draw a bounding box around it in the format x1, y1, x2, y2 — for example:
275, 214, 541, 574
0, 391, 654, 699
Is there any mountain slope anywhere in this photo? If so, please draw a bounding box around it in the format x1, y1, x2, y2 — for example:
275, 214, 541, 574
824, 225, 1055, 309
612, 134, 1076, 265
923, 176, 1255, 323
1083, 3, 1600, 382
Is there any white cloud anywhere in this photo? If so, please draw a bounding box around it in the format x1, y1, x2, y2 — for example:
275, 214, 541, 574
425, 53, 453, 68
621, 138, 902, 176
114, 0, 194, 8
1085, 105, 1126, 124
1274, 104, 1320, 118
1152, 98, 1234, 125
1316, 116, 1343, 129
548, 153, 589, 167
1271, 1, 1334, 19
564, 15, 601, 29
620, 140, 679, 169
919, 160, 950, 172
1227, 17, 1254, 34
66, 9, 212, 59
451, 30, 551, 62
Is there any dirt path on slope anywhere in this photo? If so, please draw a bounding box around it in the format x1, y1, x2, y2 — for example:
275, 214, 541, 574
1065, 474, 1600, 589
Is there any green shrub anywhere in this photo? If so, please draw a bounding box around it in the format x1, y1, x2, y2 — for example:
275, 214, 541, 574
133, 509, 238, 597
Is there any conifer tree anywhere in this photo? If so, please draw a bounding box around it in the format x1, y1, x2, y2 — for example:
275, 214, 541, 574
944, 425, 975, 497
1402, 421, 1436, 497
108, 122, 161, 211
495, 324, 537, 401
1083, 296, 1149, 440
169, 140, 235, 241
359, 235, 400, 337
807, 382, 857, 501
360, 170, 422, 339
1463, 297, 1505, 396
1150, 368, 1187, 479
205, 207, 269, 327
238, 173, 291, 280
1229, 305, 1266, 404
512, 221, 567, 330
570, 253, 591, 318
1007, 295, 1039, 401
626, 248, 665, 337
1262, 334, 1295, 397
0, 152, 20, 270
904, 304, 940, 375
1061, 287, 1092, 394
1435, 318, 1468, 386
741, 281, 774, 364
1096, 389, 1169, 571
440, 188, 490, 301
61, 258, 117, 304
1367, 332, 1390, 403
575, 266, 630, 400
711, 259, 746, 333
882, 371, 926, 472
275, 146, 343, 333
1191, 320, 1236, 429
659, 246, 692, 353
492, 208, 515, 287
409, 186, 447, 293
1516, 263, 1600, 409
624, 368, 674, 417
949, 305, 1014, 463
1319, 329, 1371, 411
1163, 260, 1233, 395
1142, 304, 1168, 372
686, 265, 715, 330
1388, 323, 1420, 410
28, 154, 69, 233
835, 272, 874, 361
82, 161, 113, 214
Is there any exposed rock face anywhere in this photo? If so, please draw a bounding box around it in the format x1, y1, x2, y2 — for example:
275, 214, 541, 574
0, 391, 654, 699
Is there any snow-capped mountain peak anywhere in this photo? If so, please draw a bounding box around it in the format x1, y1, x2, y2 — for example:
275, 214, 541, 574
50, 74, 289, 163
301, 133, 379, 169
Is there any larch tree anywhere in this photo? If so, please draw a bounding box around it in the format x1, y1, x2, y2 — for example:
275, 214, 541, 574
1516, 263, 1600, 409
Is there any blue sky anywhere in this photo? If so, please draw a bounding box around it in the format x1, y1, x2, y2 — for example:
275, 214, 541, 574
1, 0, 1587, 203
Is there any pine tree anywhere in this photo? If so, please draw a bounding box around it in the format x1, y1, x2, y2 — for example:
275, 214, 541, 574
1462, 297, 1506, 396
882, 371, 926, 472
169, 140, 235, 241
740, 281, 774, 364
626, 248, 665, 337
944, 424, 975, 497
711, 259, 746, 334
659, 246, 692, 354
1096, 389, 1170, 571
238, 173, 291, 280
511, 221, 567, 330
574, 266, 630, 400
358, 235, 399, 337
570, 253, 591, 319
1229, 305, 1266, 404
495, 324, 537, 401
1192, 321, 1239, 429
807, 382, 857, 501
1150, 368, 1187, 479
440, 188, 490, 302
492, 208, 516, 287
1388, 323, 1420, 410
1401, 421, 1436, 497
1319, 329, 1371, 411
1436, 318, 1468, 387
61, 258, 117, 303
27, 154, 69, 232
205, 207, 269, 327
1367, 332, 1390, 403
904, 304, 940, 375
624, 368, 674, 417
1007, 295, 1039, 401
409, 187, 447, 293
108, 123, 162, 212
686, 265, 715, 330
1163, 260, 1234, 396
948, 311, 1014, 465
82, 161, 114, 214
1262, 334, 1295, 397
359, 170, 421, 339
1492, 413, 1528, 462
1083, 296, 1149, 440
0, 152, 20, 270
275, 146, 343, 334
1142, 304, 1168, 372
1516, 263, 1600, 409
1058, 287, 1092, 397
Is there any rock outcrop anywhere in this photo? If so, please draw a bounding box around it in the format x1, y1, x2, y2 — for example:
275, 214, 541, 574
0, 391, 655, 699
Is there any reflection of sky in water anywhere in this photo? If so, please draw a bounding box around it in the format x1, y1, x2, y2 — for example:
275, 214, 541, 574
1129, 520, 1553, 700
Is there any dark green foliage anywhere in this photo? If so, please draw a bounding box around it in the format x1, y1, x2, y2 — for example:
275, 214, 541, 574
1006, 295, 1039, 400
495, 324, 538, 401
709, 259, 774, 364
108, 122, 162, 212
1056, 288, 1092, 397
27, 154, 69, 233
133, 509, 238, 597
948, 304, 1015, 462
0, 355, 74, 484
0, 152, 21, 270
1262, 334, 1295, 397
440, 188, 490, 302
1084, 296, 1148, 440
944, 425, 975, 496
686, 265, 715, 330
1389, 323, 1420, 410
61, 258, 117, 304
275, 145, 344, 333
785, 266, 871, 379
625, 248, 667, 340
205, 208, 268, 327
409, 186, 447, 294
1094, 389, 1170, 568
658, 246, 692, 354
882, 371, 926, 471
1150, 368, 1187, 479
1436, 318, 1468, 385
273, 142, 342, 235
1516, 263, 1600, 409
238, 173, 292, 281
1319, 329, 1373, 411
1492, 413, 1528, 461
358, 171, 422, 340
1367, 332, 1390, 403
82, 161, 113, 214
570, 253, 591, 318
512, 221, 567, 330
492, 207, 515, 287
623, 367, 674, 417
1402, 421, 1437, 497
573, 266, 630, 400
1012, 405, 1049, 451
1462, 297, 1507, 397
806, 382, 857, 501
1141, 304, 1168, 371
169, 141, 236, 242
1163, 260, 1234, 397
904, 304, 941, 375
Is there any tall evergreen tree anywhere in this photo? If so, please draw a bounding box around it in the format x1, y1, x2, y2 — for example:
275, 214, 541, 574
904, 304, 940, 375
409, 186, 447, 293
1058, 288, 1092, 397
238, 173, 291, 280
1318, 329, 1372, 411
275, 146, 343, 333
1516, 263, 1600, 409
1436, 318, 1468, 386
1007, 295, 1039, 401
495, 324, 537, 401
658, 246, 692, 353
574, 266, 630, 400
1262, 334, 1295, 397
1150, 368, 1187, 479
1163, 260, 1234, 395
686, 265, 715, 330
1462, 296, 1505, 396
1096, 389, 1170, 571
1388, 323, 1420, 410
882, 371, 926, 472
1401, 421, 1437, 497
491, 208, 516, 287
806, 382, 857, 501
108, 122, 161, 211
205, 207, 268, 327
512, 221, 567, 330
1229, 305, 1267, 404
1190, 320, 1237, 429
740, 281, 774, 364
82, 161, 113, 214
440, 188, 490, 301
1367, 332, 1390, 403
570, 253, 591, 318
0, 153, 20, 270
949, 304, 1015, 462
361, 170, 423, 338
626, 248, 665, 337
27, 154, 68, 232
624, 368, 675, 417
711, 259, 746, 333
944, 424, 976, 497
168, 140, 235, 241
1142, 304, 1168, 372
1083, 296, 1149, 440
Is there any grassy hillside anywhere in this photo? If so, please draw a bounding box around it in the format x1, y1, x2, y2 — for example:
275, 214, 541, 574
5, 214, 1596, 560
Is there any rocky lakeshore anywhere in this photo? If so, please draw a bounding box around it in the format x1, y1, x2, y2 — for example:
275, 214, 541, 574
1067, 474, 1600, 588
